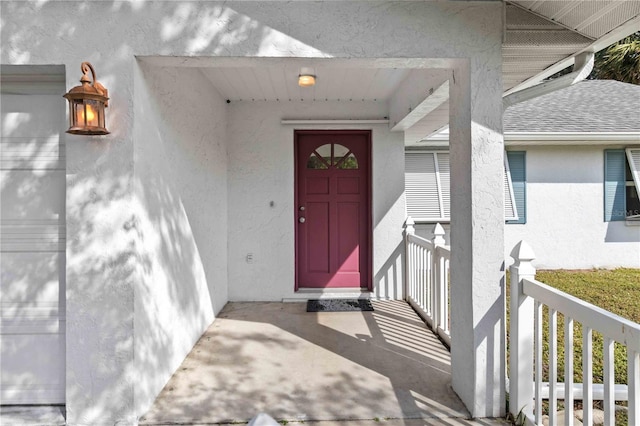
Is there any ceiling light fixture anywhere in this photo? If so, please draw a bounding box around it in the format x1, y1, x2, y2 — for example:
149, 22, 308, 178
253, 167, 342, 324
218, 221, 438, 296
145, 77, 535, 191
298, 67, 316, 87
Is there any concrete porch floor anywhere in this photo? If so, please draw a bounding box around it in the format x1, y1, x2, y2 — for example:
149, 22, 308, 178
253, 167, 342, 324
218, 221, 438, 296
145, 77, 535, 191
140, 301, 508, 426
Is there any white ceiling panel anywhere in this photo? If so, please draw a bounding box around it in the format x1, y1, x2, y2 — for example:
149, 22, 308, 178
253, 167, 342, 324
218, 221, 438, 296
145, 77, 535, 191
510, 0, 640, 40
200, 66, 411, 102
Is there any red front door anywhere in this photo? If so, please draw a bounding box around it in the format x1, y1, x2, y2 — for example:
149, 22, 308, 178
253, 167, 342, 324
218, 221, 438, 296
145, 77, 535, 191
295, 130, 371, 289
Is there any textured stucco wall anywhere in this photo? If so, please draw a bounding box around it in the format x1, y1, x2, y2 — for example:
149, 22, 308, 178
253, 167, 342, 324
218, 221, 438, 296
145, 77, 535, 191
505, 146, 640, 269
1, 0, 505, 422
132, 63, 228, 417
448, 20, 505, 418
226, 101, 406, 301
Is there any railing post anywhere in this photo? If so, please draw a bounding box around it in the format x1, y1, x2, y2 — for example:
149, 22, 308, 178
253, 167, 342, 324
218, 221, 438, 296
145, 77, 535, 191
432, 223, 445, 332
404, 217, 415, 301
432, 222, 445, 246
509, 241, 536, 420
405, 216, 415, 236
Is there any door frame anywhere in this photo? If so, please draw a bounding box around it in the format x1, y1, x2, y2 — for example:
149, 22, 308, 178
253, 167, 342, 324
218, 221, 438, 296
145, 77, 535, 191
293, 129, 373, 291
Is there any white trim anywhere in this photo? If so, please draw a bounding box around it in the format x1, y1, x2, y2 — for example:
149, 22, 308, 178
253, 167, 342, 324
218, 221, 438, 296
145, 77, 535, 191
503, 52, 594, 111
0, 65, 66, 95
506, 133, 640, 143
410, 218, 451, 224
281, 119, 389, 125
419, 133, 640, 146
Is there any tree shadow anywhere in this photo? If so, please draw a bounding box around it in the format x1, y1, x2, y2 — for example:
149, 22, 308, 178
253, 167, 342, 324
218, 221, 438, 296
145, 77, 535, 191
140, 301, 477, 425
0, 1, 501, 424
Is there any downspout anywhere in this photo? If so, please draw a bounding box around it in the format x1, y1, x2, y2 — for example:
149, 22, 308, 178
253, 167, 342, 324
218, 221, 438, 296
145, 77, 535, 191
503, 51, 595, 110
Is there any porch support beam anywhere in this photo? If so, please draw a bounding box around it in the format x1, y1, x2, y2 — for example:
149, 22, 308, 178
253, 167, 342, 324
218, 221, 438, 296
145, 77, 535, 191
449, 57, 506, 418
389, 69, 450, 133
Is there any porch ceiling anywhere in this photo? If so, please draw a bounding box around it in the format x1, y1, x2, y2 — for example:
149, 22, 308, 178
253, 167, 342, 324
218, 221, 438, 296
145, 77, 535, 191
193, 1, 639, 144
201, 66, 411, 102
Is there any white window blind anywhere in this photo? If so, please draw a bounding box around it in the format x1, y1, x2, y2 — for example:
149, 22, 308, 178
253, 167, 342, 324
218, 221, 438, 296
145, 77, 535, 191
405, 151, 518, 221
504, 154, 519, 221
405, 152, 447, 221
626, 148, 640, 219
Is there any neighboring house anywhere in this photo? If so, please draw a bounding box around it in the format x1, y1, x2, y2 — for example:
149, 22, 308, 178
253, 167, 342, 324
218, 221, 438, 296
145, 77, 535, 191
1, 1, 639, 425
405, 80, 640, 269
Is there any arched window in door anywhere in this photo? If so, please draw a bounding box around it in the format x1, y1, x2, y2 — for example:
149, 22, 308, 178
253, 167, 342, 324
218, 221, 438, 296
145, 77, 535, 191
306, 143, 359, 170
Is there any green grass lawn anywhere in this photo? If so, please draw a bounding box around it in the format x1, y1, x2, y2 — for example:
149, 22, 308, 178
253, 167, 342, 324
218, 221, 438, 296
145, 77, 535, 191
506, 268, 640, 424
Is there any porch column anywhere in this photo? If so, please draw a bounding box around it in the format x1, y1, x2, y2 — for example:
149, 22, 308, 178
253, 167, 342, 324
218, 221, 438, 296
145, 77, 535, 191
449, 58, 506, 418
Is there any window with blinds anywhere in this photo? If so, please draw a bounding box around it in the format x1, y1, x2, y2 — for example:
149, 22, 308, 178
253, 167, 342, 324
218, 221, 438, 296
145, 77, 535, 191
404, 151, 523, 223
604, 149, 640, 221
627, 148, 640, 219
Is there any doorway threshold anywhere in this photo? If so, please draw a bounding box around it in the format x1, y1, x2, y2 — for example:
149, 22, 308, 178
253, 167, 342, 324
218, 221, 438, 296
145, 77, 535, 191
283, 288, 372, 302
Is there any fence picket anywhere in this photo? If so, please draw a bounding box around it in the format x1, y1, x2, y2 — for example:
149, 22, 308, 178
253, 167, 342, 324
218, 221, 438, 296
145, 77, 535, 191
583, 327, 593, 426
565, 316, 574, 426
549, 308, 558, 424
404, 223, 451, 346
603, 338, 614, 426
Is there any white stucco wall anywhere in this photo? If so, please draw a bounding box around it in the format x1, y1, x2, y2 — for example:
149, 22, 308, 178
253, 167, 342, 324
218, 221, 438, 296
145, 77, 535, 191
1, 0, 505, 422
132, 63, 229, 416
226, 101, 406, 301
505, 145, 640, 269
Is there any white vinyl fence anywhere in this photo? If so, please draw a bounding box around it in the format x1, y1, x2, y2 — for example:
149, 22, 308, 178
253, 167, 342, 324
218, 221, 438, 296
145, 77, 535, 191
509, 241, 640, 426
404, 218, 451, 346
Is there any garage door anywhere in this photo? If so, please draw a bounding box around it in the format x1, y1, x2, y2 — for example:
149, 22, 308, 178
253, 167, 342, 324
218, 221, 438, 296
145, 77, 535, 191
1, 66, 66, 404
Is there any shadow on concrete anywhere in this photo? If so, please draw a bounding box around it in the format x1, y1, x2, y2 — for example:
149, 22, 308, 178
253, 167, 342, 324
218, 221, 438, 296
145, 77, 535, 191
140, 301, 507, 425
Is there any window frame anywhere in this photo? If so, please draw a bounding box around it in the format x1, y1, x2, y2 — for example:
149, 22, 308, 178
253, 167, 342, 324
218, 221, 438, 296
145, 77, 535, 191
604, 148, 640, 222
505, 151, 527, 225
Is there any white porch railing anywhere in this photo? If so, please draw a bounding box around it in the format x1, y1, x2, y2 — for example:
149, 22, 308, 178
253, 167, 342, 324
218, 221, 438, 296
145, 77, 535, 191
509, 241, 640, 426
404, 217, 451, 347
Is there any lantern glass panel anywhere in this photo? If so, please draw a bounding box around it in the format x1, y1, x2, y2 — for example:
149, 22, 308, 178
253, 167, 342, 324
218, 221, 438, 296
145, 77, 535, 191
85, 100, 100, 127
72, 100, 85, 127
98, 104, 105, 128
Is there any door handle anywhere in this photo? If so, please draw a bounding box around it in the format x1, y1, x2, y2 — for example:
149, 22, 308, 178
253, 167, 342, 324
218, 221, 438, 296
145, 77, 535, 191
299, 217, 306, 223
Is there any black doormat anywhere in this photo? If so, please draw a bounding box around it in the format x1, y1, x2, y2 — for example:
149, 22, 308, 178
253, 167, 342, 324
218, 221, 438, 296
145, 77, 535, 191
306, 299, 374, 312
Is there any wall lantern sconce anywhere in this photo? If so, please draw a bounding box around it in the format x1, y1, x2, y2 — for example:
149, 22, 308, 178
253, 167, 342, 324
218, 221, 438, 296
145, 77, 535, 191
298, 67, 316, 87
63, 62, 109, 135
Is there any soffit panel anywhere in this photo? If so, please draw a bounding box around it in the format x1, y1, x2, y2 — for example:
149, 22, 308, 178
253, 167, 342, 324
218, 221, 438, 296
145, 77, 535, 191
200, 66, 411, 102
510, 1, 640, 40
501, 3, 593, 92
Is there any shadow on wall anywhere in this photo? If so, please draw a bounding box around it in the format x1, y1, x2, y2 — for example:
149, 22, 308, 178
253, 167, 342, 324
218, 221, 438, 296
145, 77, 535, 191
3, 0, 271, 422
132, 62, 233, 416
374, 242, 404, 300
0, 0, 493, 422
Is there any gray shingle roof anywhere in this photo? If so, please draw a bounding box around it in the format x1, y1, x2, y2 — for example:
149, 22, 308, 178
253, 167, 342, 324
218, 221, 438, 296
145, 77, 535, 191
504, 80, 640, 133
